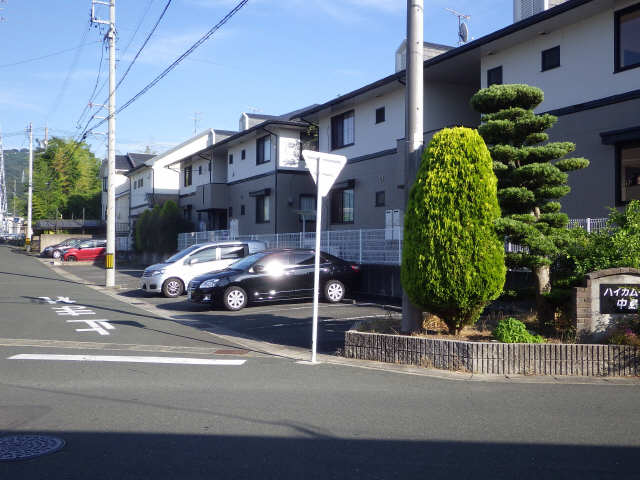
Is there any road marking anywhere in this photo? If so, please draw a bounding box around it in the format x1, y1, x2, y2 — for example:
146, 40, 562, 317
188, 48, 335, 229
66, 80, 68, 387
66, 319, 114, 335
9, 354, 246, 366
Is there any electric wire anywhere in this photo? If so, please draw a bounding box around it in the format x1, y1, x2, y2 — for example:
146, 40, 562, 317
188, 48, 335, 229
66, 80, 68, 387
84, 0, 249, 136
47, 22, 92, 120
0, 41, 101, 69
75, 37, 107, 129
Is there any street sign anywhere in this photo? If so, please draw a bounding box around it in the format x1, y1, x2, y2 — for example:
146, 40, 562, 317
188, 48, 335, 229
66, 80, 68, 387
302, 150, 347, 197
301, 150, 347, 364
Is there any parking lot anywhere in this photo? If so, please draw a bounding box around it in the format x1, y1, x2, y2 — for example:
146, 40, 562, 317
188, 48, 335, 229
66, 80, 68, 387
44, 259, 400, 354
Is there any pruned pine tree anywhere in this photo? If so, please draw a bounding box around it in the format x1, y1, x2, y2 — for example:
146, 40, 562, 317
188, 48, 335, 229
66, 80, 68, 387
470, 84, 589, 326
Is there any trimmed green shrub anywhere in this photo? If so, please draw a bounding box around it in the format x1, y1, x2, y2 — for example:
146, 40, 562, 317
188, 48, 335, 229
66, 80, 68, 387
493, 317, 545, 343
401, 127, 506, 335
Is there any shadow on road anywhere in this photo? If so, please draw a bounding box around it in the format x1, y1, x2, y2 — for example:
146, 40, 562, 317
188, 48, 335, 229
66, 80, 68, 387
0, 428, 636, 479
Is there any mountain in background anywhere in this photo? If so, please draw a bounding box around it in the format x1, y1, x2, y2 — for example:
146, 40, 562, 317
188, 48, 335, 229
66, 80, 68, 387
3, 149, 28, 215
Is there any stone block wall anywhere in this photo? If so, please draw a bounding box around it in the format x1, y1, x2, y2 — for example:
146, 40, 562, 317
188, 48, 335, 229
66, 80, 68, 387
344, 331, 639, 376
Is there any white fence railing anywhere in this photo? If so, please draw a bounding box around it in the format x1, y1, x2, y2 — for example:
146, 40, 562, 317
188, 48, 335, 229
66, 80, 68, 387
178, 228, 404, 265
177, 218, 607, 265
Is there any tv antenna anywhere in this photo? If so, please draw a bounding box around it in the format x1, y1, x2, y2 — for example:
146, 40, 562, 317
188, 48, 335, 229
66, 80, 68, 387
446, 8, 471, 45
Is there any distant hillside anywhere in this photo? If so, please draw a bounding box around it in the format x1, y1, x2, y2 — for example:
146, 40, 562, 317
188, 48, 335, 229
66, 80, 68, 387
3, 149, 28, 213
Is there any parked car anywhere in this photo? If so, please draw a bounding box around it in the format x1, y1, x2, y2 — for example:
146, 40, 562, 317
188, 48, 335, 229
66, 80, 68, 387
140, 240, 267, 298
63, 239, 107, 262
187, 248, 361, 311
42, 238, 84, 258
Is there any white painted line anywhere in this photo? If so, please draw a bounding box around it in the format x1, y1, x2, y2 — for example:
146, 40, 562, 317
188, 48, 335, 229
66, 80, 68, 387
9, 354, 246, 366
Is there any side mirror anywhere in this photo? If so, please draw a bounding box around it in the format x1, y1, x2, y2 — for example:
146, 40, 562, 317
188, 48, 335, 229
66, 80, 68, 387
253, 264, 265, 273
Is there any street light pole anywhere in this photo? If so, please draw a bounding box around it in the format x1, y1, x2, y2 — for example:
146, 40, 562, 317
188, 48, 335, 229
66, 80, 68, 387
401, 0, 424, 332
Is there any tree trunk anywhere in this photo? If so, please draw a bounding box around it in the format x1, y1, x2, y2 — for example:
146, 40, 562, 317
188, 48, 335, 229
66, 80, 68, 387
534, 264, 553, 331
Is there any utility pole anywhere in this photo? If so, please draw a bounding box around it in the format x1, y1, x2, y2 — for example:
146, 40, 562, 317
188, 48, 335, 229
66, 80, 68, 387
26, 122, 33, 251
402, 0, 424, 332
192, 112, 202, 136
92, 0, 116, 287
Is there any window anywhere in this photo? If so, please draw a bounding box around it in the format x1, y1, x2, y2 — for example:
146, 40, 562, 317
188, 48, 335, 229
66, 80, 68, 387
256, 194, 270, 223
331, 187, 354, 224
140, 178, 143, 188
292, 252, 315, 265
228, 206, 233, 219
487, 66, 503, 86
198, 165, 203, 175
183, 205, 192, 221
229, 154, 234, 165
620, 144, 640, 203
331, 110, 355, 150
300, 194, 316, 212
240, 204, 245, 216
183, 166, 192, 187
541, 46, 560, 71
375, 107, 385, 124
257, 136, 271, 165
616, 3, 640, 72
220, 246, 245, 260
375, 191, 385, 207
241, 149, 246, 160
103, 177, 107, 192
190, 247, 217, 264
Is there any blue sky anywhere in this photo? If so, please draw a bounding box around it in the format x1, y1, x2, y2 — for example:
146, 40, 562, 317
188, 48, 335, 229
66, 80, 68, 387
0, 0, 513, 157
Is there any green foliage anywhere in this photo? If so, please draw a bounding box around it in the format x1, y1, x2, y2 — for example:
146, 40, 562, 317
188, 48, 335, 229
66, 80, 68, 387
29, 138, 102, 221
470, 84, 544, 113
493, 317, 545, 343
401, 127, 506, 334
134, 201, 192, 254
470, 84, 590, 308
553, 201, 640, 287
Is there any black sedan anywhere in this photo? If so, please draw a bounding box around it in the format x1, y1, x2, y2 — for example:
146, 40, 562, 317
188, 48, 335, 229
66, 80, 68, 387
41, 238, 84, 258
187, 248, 360, 311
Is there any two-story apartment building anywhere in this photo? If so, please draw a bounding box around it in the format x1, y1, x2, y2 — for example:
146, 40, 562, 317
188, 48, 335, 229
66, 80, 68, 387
170, 112, 318, 235
295, 0, 640, 226
100, 153, 154, 233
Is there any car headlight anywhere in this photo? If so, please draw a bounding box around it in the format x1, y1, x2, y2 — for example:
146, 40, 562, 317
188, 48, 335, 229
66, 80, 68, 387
200, 278, 219, 288
149, 269, 166, 276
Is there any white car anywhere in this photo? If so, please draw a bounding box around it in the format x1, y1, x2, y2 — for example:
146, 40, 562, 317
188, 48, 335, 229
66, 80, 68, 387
140, 240, 267, 297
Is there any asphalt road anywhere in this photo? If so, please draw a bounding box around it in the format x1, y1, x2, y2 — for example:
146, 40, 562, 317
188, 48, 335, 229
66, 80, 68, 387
1, 245, 640, 479
45, 258, 399, 354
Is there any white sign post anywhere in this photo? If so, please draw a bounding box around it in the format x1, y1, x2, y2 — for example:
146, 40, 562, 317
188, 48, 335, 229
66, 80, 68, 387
302, 150, 347, 363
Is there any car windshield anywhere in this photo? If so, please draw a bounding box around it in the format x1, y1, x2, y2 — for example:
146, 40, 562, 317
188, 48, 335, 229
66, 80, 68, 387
164, 245, 202, 263
227, 251, 269, 271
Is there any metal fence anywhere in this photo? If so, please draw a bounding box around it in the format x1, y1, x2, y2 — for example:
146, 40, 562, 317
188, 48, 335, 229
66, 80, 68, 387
177, 218, 607, 265
178, 228, 404, 265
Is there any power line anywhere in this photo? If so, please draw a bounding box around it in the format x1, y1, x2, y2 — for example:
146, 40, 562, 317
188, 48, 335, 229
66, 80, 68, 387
84, 0, 249, 136
120, 0, 156, 59
0, 41, 100, 69
116, 0, 172, 92
76, 0, 172, 141
75, 37, 107, 129
47, 20, 92, 120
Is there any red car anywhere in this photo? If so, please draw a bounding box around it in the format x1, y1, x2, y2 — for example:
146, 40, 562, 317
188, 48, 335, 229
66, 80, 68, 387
63, 239, 107, 262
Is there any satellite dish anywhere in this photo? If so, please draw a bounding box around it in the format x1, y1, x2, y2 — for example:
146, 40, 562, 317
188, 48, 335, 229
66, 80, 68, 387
459, 22, 469, 43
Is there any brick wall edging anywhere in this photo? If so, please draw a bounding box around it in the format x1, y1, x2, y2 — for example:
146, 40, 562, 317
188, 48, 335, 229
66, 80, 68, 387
344, 331, 639, 376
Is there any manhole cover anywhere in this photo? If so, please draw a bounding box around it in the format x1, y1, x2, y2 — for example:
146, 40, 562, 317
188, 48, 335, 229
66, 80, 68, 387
0, 435, 65, 461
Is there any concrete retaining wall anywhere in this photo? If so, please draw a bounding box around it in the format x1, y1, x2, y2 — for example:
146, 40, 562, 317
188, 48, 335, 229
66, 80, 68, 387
344, 331, 639, 376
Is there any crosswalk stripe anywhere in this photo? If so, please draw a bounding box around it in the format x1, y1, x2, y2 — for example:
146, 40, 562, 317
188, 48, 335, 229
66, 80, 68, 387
9, 354, 246, 366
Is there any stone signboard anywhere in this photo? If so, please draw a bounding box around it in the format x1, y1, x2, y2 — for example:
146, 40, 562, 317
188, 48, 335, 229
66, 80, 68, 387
574, 268, 640, 341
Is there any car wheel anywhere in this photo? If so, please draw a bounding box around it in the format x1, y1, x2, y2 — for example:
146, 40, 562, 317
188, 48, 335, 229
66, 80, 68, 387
66, 255, 77, 262
162, 278, 184, 298
324, 280, 345, 303
52, 250, 62, 259
223, 286, 247, 311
